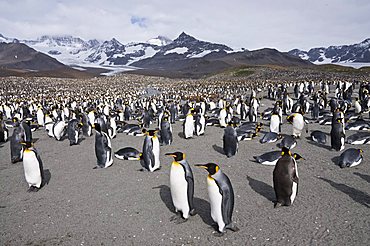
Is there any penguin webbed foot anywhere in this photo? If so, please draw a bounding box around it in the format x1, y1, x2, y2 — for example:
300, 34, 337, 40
274, 202, 282, 208
226, 223, 240, 232
174, 217, 188, 224
212, 231, 225, 237
27, 186, 40, 192
189, 209, 197, 216
93, 165, 104, 169
170, 212, 181, 222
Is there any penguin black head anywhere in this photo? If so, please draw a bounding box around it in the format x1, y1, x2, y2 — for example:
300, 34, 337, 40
195, 163, 219, 175
21, 141, 33, 149
286, 115, 293, 124
165, 152, 185, 162
281, 147, 292, 156
147, 130, 157, 136
94, 123, 101, 132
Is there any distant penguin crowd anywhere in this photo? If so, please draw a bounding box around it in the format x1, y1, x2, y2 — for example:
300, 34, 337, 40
0, 75, 368, 235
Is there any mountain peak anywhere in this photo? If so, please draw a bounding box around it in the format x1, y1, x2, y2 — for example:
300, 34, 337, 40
175, 32, 196, 42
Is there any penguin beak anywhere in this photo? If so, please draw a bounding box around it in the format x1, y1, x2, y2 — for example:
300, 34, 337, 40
195, 164, 207, 169
92, 124, 95, 128
165, 153, 176, 157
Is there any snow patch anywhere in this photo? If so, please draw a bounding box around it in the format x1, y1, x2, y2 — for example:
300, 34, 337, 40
164, 47, 188, 55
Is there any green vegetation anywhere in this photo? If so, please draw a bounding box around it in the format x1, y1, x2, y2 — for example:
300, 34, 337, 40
232, 68, 255, 77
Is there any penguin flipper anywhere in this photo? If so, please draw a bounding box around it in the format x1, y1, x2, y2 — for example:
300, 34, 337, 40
215, 178, 234, 226
186, 175, 196, 214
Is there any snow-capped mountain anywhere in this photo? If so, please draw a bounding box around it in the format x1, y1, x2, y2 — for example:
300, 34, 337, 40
0, 32, 236, 68
146, 36, 172, 46
288, 39, 370, 66
131, 32, 234, 68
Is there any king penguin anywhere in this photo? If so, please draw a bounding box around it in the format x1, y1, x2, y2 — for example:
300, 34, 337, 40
141, 130, 161, 172
183, 109, 195, 139
195, 163, 239, 235
165, 152, 196, 223
67, 119, 81, 146
22, 142, 44, 192
273, 147, 303, 207
10, 118, 24, 163
160, 115, 173, 145
287, 112, 305, 138
223, 122, 238, 158
331, 112, 345, 151
94, 123, 113, 168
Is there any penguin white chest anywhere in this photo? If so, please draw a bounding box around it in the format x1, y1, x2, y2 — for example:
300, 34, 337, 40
207, 176, 225, 231
290, 159, 299, 204
152, 137, 160, 170
184, 115, 194, 138
170, 163, 189, 216
270, 115, 280, 133
23, 150, 42, 188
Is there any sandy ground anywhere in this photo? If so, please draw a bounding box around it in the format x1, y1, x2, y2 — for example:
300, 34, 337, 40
1, 99, 370, 245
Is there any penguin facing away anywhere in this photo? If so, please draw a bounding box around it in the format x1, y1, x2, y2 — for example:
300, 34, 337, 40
10, 118, 24, 163
94, 123, 113, 169
223, 122, 238, 158
195, 163, 239, 235
67, 119, 81, 146
331, 115, 345, 151
273, 147, 303, 207
141, 130, 161, 172
165, 152, 197, 223
22, 142, 44, 192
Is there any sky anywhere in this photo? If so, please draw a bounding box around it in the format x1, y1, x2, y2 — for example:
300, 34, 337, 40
0, 0, 369, 51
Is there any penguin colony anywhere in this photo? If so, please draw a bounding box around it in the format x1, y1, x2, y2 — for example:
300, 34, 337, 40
0, 74, 369, 236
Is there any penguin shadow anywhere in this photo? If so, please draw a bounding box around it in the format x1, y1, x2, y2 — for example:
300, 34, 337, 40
152, 185, 175, 213
152, 185, 213, 226
32, 138, 40, 143
330, 156, 340, 166
247, 176, 275, 203
317, 177, 370, 208
305, 137, 332, 151
78, 137, 86, 145
353, 172, 370, 183
42, 169, 51, 187
193, 197, 213, 227
212, 144, 224, 155
177, 132, 186, 139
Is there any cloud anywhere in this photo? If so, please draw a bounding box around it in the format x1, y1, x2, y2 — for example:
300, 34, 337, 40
130, 16, 147, 28
0, 0, 369, 51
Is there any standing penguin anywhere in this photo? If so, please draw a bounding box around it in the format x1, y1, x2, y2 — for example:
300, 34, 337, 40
67, 119, 81, 146
22, 142, 44, 192
141, 130, 161, 172
160, 115, 173, 145
270, 113, 281, 134
219, 107, 228, 128
223, 122, 238, 158
10, 118, 24, 163
183, 109, 195, 139
287, 112, 305, 138
194, 110, 206, 136
273, 147, 303, 207
331, 112, 345, 151
81, 112, 92, 137
195, 163, 239, 235
52, 119, 67, 141
0, 113, 8, 142
165, 152, 196, 223
94, 123, 113, 169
